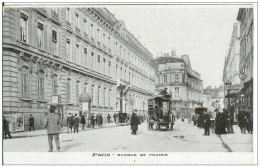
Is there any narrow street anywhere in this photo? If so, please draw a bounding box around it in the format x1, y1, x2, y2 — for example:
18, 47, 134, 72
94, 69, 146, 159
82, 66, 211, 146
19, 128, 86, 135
3, 120, 253, 152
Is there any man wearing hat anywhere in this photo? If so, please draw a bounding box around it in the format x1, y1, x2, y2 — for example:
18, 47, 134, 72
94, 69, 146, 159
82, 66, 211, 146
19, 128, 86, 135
45, 105, 61, 152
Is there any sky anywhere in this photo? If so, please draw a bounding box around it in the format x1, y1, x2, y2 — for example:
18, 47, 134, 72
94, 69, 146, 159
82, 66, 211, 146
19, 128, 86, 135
106, 5, 242, 88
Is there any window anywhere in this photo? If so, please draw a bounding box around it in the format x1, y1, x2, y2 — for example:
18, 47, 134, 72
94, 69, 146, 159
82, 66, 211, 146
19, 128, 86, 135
103, 33, 105, 45
83, 19, 87, 35
97, 28, 100, 42
116, 65, 118, 78
84, 47, 87, 66
52, 30, 57, 55
120, 67, 123, 79
103, 58, 106, 73
175, 87, 179, 98
76, 81, 80, 104
66, 8, 71, 24
104, 88, 106, 106
21, 66, 30, 98
175, 74, 179, 83
98, 86, 100, 106
66, 38, 71, 61
52, 74, 58, 95
66, 79, 71, 103
38, 70, 44, 99
163, 75, 167, 83
37, 22, 44, 49
91, 51, 95, 69
75, 12, 80, 29
108, 37, 111, 48
91, 24, 94, 38
91, 85, 94, 101
97, 55, 100, 72
182, 74, 186, 83
20, 12, 28, 43
109, 89, 111, 107
76, 44, 80, 64
109, 61, 111, 76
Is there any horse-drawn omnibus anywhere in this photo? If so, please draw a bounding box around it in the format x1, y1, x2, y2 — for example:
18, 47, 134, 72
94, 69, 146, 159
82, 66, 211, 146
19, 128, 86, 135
147, 88, 175, 131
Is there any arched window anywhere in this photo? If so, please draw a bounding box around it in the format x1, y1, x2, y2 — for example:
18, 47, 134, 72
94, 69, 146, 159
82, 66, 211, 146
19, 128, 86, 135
21, 66, 30, 98
38, 70, 45, 99
66, 79, 71, 103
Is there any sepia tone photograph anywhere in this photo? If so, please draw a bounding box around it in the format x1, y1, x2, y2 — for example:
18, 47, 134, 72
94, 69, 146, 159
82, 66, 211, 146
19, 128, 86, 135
1, 2, 256, 165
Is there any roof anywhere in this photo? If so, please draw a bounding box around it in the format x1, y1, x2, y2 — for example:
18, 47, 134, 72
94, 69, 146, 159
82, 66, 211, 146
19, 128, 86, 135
154, 56, 185, 65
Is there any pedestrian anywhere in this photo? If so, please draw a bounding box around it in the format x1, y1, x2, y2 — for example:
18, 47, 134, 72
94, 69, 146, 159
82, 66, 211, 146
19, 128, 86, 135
73, 114, 79, 133
45, 106, 61, 152
215, 109, 227, 136
203, 112, 211, 136
130, 110, 141, 135
99, 113, 103, 127
113, 113, 117, 124
247, 107, 253, 134
80, 114, 86, 130
107, 113, 111, 123
29, 114, 35, 131
67, 113, 74, 134
3, 116, 12, 139
91, 113, 96, 128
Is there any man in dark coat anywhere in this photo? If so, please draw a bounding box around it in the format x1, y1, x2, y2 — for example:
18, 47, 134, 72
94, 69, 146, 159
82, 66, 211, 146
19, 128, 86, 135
80, 114, 86, 130
130, 110, 141, 135
3, 116, 12, 139
203, 112, 211, 136
73, 114, 80, 133
45, 107, 60, 152
29, 114, 35, 131
247, 107, 253, 134
91, 113, 96, 128
67, 113, 74, 134
113, 113, 117, 124
107, 114, 111, 123
215, 109, 227, 136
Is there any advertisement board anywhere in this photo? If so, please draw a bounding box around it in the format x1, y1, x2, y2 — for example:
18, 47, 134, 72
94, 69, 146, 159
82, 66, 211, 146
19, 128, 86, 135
162, 102, 168, 115
5, 113, 24, 132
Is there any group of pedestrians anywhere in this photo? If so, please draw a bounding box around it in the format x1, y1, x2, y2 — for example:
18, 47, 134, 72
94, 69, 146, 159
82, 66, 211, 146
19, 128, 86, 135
67, 113, 84, 133
90, 113, 104, 128
237, 107, 253, 134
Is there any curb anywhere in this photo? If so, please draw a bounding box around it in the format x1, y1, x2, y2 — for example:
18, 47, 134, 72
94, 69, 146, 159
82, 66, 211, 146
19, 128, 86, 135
7, 124, 129, 139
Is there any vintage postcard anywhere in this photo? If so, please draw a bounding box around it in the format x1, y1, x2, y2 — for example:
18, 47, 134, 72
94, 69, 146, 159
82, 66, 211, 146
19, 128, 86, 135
1, 2, 257, 165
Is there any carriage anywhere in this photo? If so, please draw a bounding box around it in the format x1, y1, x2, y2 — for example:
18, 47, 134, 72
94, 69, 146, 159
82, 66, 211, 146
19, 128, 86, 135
147, 88, 175, 131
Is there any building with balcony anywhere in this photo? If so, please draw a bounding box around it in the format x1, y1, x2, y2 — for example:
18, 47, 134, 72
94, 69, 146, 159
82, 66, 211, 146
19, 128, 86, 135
154, 51, 203, 118
3, 7, 156, 131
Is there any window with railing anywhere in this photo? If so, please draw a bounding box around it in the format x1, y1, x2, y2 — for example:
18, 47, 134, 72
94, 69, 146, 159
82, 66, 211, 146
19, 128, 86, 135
66, 8, 71, 25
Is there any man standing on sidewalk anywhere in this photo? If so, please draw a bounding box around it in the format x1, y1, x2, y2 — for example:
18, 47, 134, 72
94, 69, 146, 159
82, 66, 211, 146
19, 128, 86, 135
73, 114, 79, 133
3, 116, 12, 139
46, 106, 61, 152
29, 114, 35, 131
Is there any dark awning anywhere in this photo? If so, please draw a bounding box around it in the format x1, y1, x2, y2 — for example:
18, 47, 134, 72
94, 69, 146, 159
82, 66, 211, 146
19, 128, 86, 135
225, 93, 237, 98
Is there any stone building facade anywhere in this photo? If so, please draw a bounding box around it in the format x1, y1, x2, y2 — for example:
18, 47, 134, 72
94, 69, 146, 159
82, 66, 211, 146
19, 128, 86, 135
237, 8, 253, 108
222, 22, 241, 112
3, 7, 156, 131
154, 51, 203, 118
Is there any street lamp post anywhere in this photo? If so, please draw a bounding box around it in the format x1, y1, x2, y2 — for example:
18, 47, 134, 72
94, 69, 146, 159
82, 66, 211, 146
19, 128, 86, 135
225, 81, 233, 133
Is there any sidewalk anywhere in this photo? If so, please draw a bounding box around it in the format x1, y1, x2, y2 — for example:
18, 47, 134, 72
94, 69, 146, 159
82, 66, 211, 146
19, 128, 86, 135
220, 125, 253, 152
9, 122, 126, 139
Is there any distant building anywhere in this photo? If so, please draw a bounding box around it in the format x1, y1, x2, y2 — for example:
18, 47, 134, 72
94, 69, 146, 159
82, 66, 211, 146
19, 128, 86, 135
202, 86, 224, 119
155, 51, 203, 118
